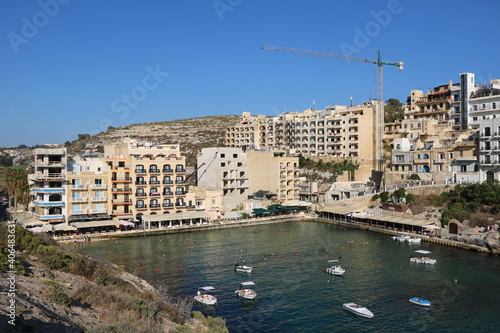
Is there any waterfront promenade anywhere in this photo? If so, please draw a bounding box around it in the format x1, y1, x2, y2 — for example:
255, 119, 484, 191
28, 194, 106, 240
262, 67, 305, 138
53, 212, 492, 254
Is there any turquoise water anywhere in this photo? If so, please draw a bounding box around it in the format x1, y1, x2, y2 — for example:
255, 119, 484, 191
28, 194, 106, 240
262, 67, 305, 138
77, 221, 500, 332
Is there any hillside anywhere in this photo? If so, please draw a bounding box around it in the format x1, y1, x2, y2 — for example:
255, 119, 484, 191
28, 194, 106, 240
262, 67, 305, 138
66, 115, 240, 165
0, 225, 228, 333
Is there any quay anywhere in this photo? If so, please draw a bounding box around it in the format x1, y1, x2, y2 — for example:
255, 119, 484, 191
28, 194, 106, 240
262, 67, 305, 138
55, 212, 492, 254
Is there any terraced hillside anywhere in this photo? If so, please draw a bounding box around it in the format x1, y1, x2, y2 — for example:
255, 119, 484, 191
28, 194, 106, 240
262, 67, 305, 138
66, 115, 240, 165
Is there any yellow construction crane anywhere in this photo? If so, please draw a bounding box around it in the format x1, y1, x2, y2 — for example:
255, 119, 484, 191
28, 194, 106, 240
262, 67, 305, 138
261, 45, 403, 176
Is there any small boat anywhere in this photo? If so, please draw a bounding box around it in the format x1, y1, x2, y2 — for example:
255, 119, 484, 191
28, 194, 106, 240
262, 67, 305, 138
346, 240, 354, 244
326, 265, 345, 276
392, 235, 410, 242
410, 256, 437, 265
194, 286, 217, 305
235, 281, 257, 300
409, 297, 431, 307
327, 259, 338, 263
343, 303, 374, 318
234, 263, 253, 273
406, 237, 422, 244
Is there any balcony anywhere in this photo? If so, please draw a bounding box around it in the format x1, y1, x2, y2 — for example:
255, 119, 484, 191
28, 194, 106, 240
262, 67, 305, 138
33, 200, 64, 207
112, 199, 132, 205
176, 202, 186, 207
70, 184, 87, 190
163, 168, 174, 173
433, 159, 445, 164
135, 192, 147, 197
135, 204, 148, 210
176, 180, 186, 184
33, 187, 64, 193
150, 204, 161, 209
149, 180, 161, 185
89, 208, 107, 214
162, 203, 174, 208
149, 169, 161, 174
70, 197, 87, 203
70, 209, 88, 214
90, 184, 107, 189
175, 168, 186, 173
111, 177, 131, 182
135, 181, 147, 186
90, 196, 107, 202
150, 192, 161, 197
175, 191, 186, 196
111, 187, 131, 194
135, 169, 147, 174
35, 173, 66, 181
162, 180, 173, 184
162, 192, 173, 196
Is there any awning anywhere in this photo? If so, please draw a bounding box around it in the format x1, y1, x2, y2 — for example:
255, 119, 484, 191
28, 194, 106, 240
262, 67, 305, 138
320, 205, 366, 215
53, 223, 78, 231
71, 220, 119, 229
142, 211, 211, 222
281, 200, 312, 207
359, 215, 432, 227
118, 220, 135, 226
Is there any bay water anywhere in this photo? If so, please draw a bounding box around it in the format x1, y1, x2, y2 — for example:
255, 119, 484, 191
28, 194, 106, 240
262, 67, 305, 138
77, 221, 500, 332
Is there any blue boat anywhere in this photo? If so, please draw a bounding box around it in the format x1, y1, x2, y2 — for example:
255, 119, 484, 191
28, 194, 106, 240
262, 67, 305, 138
409, 297, 431, 307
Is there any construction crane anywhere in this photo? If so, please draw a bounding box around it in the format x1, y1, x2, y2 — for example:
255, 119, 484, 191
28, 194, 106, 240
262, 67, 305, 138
261, 45, 403, 179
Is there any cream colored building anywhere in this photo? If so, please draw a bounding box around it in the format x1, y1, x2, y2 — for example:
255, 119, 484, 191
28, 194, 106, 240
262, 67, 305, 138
104, 138, 193, 220
246, 149, 300, 202
67, 154, 110, 223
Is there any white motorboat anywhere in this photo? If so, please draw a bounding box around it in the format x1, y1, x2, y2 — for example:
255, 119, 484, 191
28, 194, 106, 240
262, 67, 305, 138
235, 281, 257, 300
410, 256, 437, 265
409, 297, 431, 307
406, 237, 422, 244
343, 303, 374, 318
326, 265, 345, 276
234, 263, 253, 273
392, 235, 411, 242
194, 286, 217, 305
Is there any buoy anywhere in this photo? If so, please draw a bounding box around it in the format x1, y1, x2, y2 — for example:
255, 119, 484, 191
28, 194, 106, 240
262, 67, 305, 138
137, 267, 142, 270
294, 253, 299, 256
279, 255, 284, 258
210, 265, 215, 268
155, 269, 160, 272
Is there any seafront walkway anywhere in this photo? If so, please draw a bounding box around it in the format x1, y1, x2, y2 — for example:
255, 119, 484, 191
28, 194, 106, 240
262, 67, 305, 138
54, 213, 310, 243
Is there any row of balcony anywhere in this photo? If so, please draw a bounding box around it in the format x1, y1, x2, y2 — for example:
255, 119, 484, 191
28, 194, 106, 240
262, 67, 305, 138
135, 180, 185, 185
71, 184, 107, 189
134, 168, 185, 174
135, 191, 186, 196
135, 203, 193, 210
70, 197, 107, 202
70, 209, 108, 214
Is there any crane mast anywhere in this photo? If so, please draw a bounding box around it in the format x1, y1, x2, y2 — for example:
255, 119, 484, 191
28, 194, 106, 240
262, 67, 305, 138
261, 45, 403, 182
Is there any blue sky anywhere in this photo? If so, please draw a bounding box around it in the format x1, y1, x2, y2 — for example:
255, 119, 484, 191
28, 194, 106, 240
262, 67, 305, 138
1, 0, 499, 147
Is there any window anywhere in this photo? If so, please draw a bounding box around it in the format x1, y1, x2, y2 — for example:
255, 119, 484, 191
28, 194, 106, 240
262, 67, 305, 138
233, 154, 238, 158
220, 153, 225, 158
119, 161, 125, 167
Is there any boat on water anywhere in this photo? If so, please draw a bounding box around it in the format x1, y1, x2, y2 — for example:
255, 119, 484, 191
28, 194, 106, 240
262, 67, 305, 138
346, 240, 354, 244
326, 265, 345, 276
235, 281, 257, 300
410, 256, 437, 264
343, 303, 374, 318
234, 263, 253, 273
409, 297, 431, 307
392, 235, 411, 242
194, 286, 217, 305
406, 237, 422, 244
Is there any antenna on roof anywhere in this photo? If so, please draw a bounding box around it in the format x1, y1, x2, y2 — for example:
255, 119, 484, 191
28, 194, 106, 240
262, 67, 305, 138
312, 100, 316, 110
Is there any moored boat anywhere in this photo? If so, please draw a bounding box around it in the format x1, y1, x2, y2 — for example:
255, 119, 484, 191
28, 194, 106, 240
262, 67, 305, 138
235, 281, 257, 300
326, 265, 345, 276
409, 297, 431, 307
194, 286, 217, 305
406, 237, 422, 244
234, 263, 253, 273
343, 303, 374, 318
410, 256, 437, 264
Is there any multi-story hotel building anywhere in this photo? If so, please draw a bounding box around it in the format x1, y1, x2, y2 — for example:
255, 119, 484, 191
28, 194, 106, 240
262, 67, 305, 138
66, 154, 110, 223
226, 102, 375, 161
30, 148, 68, 223
103, 138, 193, 220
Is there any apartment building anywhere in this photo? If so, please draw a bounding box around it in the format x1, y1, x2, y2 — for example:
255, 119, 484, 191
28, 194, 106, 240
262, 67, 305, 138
66, 154, 110, 223
30, 148, 68, 223
226, 103, 375, 161
246, 150, 300, 202
197, 147, 249, 211
104, 138, 193, 220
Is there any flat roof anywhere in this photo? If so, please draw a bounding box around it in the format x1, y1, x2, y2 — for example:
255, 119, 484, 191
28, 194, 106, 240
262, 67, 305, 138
142, 211, 211, 222
359, 215, 432, 227
71, 220, 119, 229
320, 205, 366, 215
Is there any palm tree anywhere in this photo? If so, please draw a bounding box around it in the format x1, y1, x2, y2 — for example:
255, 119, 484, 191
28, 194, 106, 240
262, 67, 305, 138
0, 166, 29, 213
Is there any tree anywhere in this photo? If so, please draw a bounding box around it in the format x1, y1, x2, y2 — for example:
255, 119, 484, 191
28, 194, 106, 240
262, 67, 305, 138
379, 191, 390, 203
405, 193, 415, 205
0, 166, 29, 210
384, 98, 404, 123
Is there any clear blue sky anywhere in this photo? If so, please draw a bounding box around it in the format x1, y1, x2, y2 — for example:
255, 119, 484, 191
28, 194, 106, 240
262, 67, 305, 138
1, 0, 499, 147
